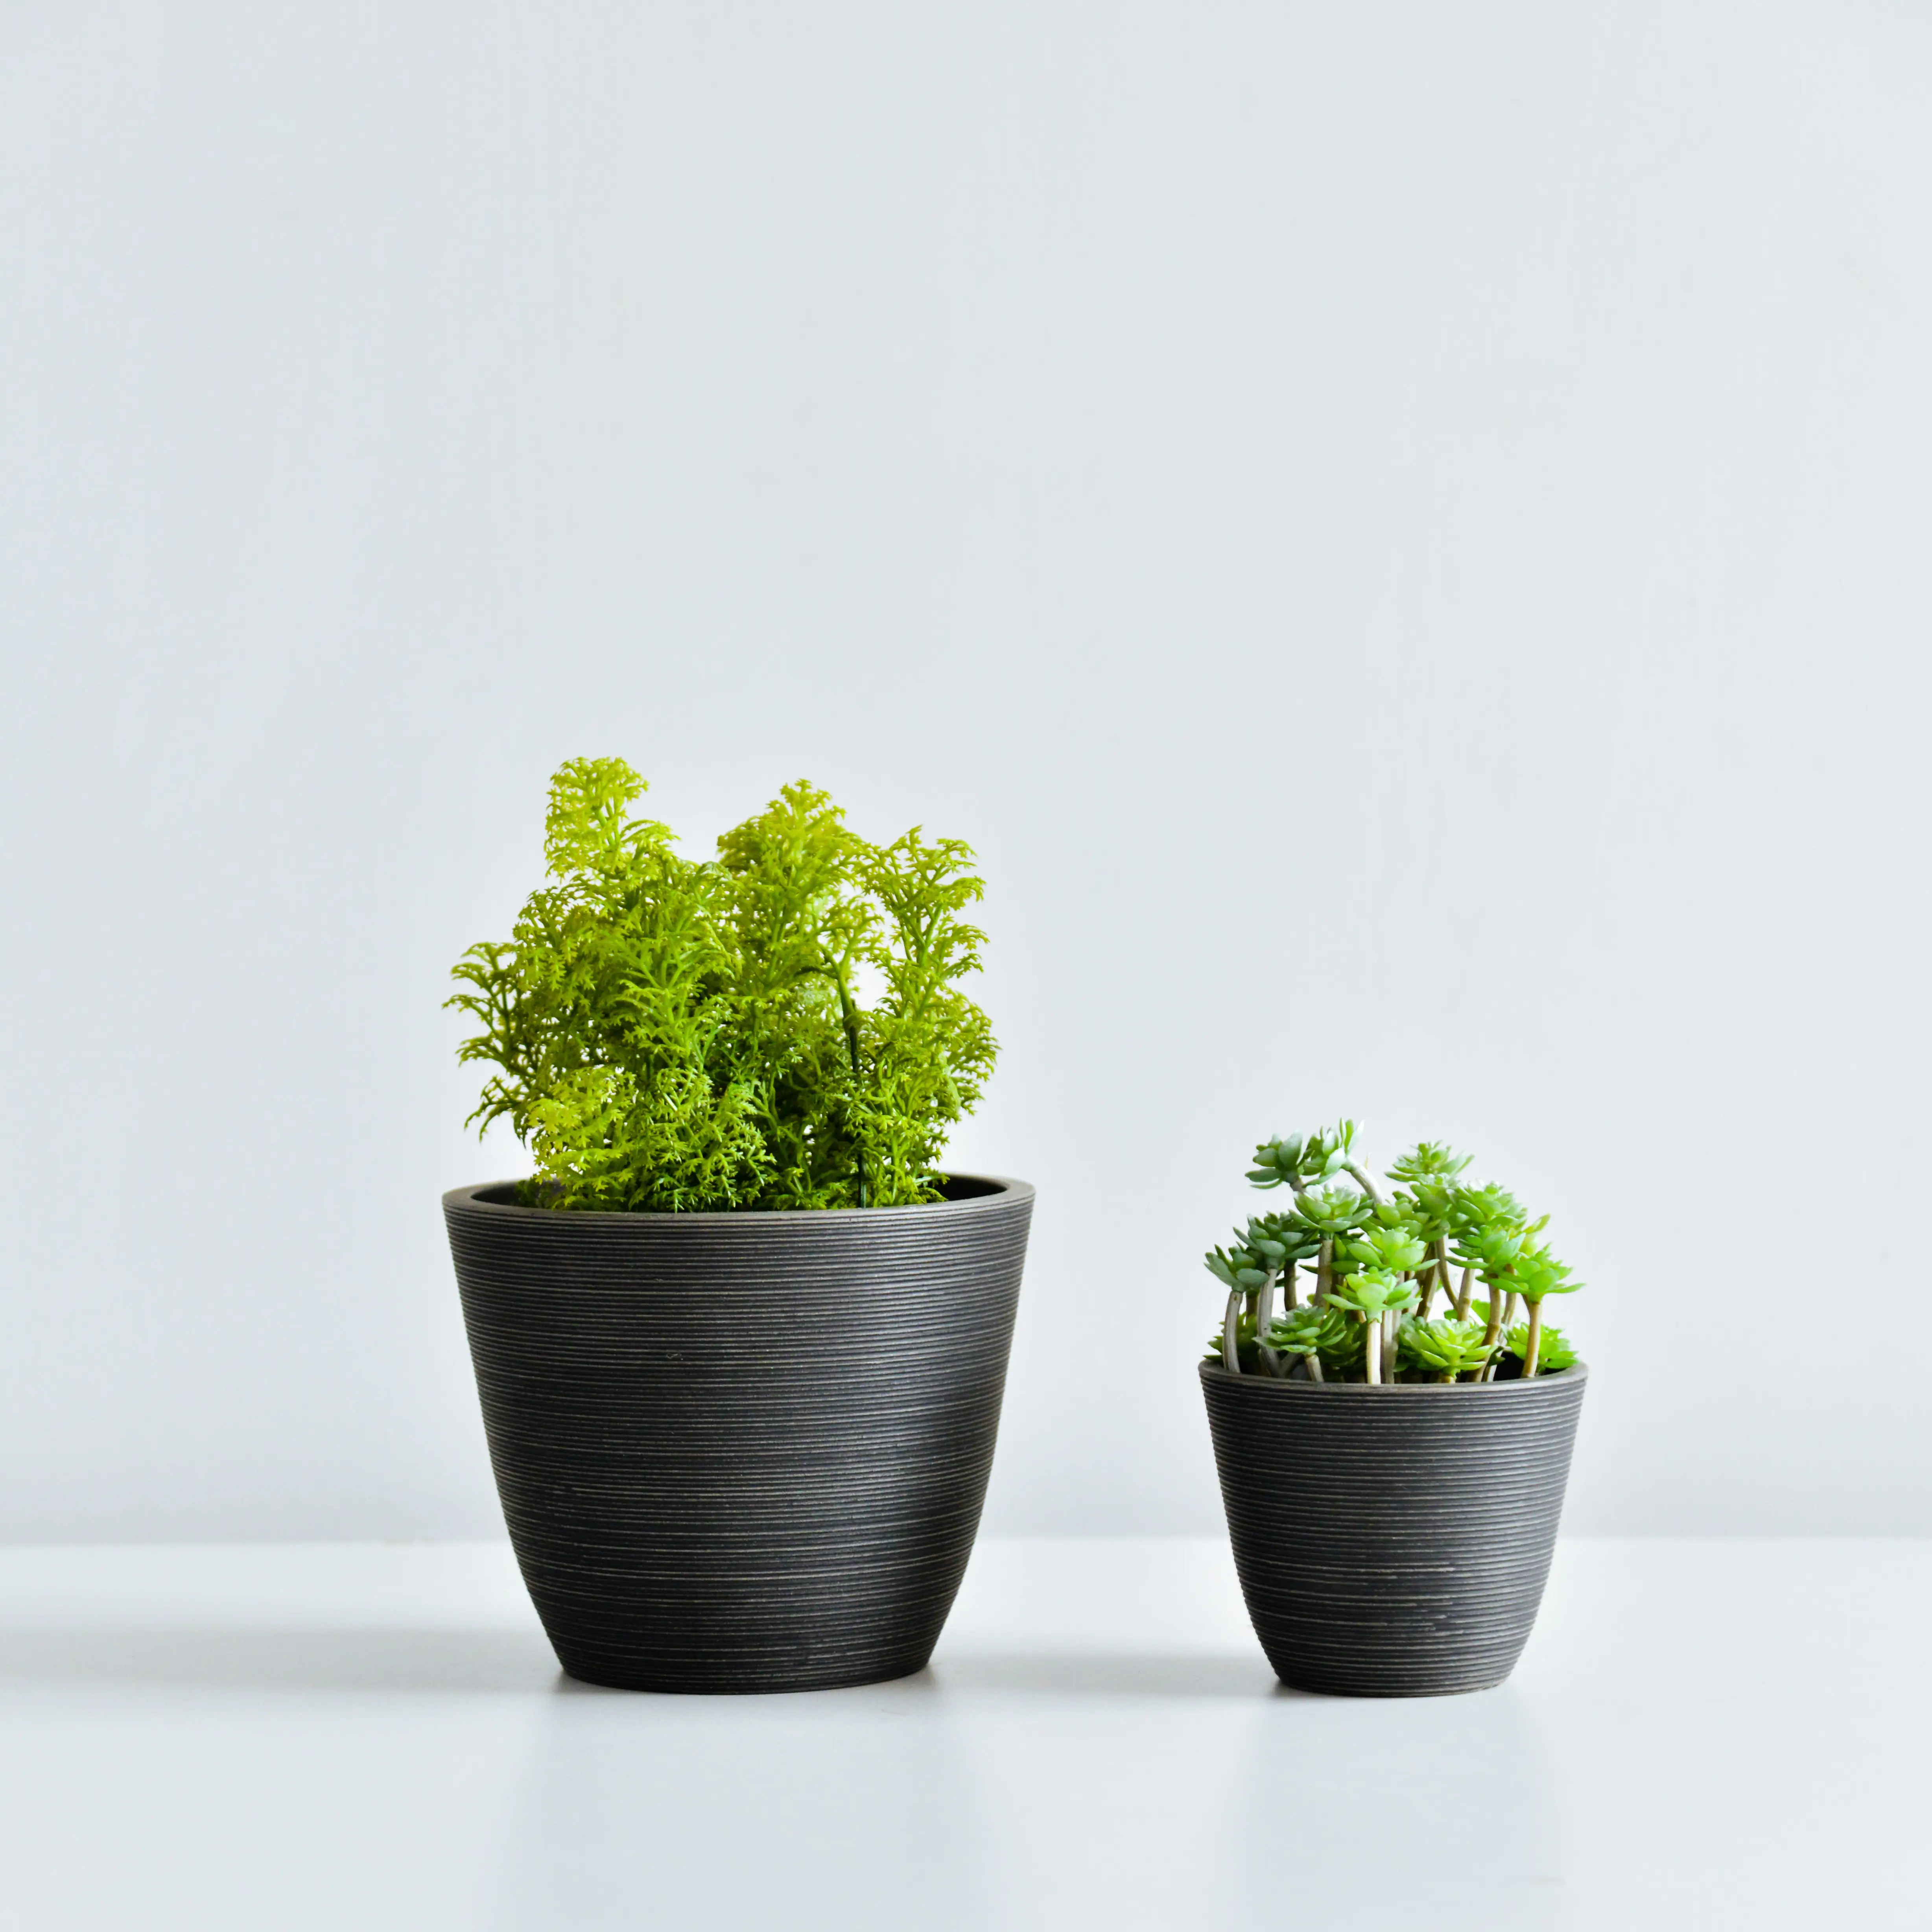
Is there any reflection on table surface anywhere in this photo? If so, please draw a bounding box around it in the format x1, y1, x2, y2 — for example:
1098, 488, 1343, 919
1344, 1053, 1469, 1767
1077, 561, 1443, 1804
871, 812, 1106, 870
0, 1538, 1922, 1931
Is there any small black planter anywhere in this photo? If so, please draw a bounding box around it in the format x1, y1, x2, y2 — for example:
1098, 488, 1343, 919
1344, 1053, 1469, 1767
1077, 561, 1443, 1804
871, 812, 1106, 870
445, 1174, 1032, 1694
1200, 1364, 1587, 1696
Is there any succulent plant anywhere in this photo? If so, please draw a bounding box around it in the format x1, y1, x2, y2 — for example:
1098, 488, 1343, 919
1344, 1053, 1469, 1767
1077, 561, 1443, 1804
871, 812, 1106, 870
1202, 1123, 1585, 1386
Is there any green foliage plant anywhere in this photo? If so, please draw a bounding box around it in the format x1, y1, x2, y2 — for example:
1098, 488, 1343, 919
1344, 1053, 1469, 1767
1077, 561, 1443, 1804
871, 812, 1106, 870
1400, 1316, 1499, 1384
449, 758, 996, 1212
1202, 1122, 1584, 1384
1327, 1266, 1418, 1386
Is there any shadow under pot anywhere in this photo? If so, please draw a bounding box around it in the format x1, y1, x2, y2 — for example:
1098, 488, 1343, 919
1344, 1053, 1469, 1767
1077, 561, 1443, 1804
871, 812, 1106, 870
444, 1174, 1033, 1694
1200, 1363, 1587, 1696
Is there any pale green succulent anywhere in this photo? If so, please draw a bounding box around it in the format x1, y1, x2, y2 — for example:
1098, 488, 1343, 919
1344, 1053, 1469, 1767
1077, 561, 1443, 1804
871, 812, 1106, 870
1203, 1122, 1585, 1385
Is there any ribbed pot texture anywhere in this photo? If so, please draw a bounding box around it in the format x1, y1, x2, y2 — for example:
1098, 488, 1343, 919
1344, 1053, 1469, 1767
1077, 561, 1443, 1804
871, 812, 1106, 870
1201, 1363, 1586, 1696
445, 1174, 1032, 1694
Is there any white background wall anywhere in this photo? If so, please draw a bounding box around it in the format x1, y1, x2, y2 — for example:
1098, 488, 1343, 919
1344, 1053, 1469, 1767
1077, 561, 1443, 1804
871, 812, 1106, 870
4, 0, 1929, 1542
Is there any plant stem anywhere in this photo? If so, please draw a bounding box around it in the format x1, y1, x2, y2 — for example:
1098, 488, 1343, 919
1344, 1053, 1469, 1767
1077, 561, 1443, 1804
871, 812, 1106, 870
1503, 1290, 1521, 1332
1282, 1263, 1300, 1313
1255, 1279, 1280, 1378
1523, 1300, 1544, 1379
1316, 1239, 1332, 1307
1363, 1315, 1382, 1385
1427, 1239, 1451, 1318
1479, 1281, 1505, 1380
832, 957, 868, 1208
1454, 1265, 1474, 1320
1222, 1288, 1243, 1374
1304, 1352, 1325, 1383
1344, 1162, 1383, 1207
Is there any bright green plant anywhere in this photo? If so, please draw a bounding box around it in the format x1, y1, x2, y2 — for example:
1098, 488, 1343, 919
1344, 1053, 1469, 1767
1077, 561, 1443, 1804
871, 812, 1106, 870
1449, 1184, 1546, 1368
1387, 1141, 1469, 1318
1508, 1244, 1584, 1376
1202, 1122, 1585, 1384
1327, 1266, 1418, 1385
1333, 1223, 1426, 1381
1504, 1316, 1577, 1375
1400, 1315, 1499, 1383
449, 758, 996, 1211
1268, 1303, 1362, 1382
1206, 1243, 1270, 1375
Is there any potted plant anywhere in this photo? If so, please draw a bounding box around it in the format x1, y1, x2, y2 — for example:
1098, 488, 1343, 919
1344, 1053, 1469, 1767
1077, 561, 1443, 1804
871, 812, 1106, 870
444, 758, 1032, 1693
1199, 1124, 1586, 1696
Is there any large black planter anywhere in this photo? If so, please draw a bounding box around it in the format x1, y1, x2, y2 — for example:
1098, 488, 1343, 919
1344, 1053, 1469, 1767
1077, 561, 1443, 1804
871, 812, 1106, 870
445, 1174, 1032, 1693
1200, 1364, 1586, 1696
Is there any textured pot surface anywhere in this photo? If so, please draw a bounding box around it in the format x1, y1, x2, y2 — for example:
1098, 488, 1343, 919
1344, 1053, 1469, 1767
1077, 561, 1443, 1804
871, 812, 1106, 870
446, 1175, 1032, 1694
1200, 1363, 1586, 1697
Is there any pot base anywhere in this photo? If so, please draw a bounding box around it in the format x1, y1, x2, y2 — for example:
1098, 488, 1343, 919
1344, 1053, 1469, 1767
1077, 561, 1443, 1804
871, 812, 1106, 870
557, 1653, 934, 1696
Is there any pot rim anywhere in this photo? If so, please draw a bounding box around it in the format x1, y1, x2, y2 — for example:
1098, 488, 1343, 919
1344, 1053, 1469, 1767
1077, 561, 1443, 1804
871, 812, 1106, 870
1199, 1361, 1587, 1395
443, 1171, 1032, 1223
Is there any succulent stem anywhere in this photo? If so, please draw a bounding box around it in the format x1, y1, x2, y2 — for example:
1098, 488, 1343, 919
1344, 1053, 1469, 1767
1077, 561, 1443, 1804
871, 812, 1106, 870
1479, 1283, 1506, 1380
1523, 1300, 1544, 1379
1222, 1288, 1243, 1374
1255, 1280, 1280, 1378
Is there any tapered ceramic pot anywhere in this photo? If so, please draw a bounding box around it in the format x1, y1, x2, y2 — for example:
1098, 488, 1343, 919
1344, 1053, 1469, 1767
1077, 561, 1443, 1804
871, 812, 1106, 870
446, 1174, 1032, 1693
1200, 1364, 1586, 1696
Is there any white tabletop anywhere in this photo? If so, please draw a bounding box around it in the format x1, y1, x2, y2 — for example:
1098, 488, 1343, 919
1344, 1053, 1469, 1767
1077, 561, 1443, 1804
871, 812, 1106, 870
0, 1537, 1921, 1930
